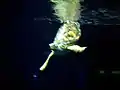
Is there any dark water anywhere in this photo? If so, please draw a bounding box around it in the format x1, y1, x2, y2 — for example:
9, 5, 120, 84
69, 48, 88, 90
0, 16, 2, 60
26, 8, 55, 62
1, 0, 120, 90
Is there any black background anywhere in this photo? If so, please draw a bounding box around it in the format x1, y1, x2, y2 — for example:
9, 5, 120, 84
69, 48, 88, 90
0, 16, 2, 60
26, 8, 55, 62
1, 0, 120, 90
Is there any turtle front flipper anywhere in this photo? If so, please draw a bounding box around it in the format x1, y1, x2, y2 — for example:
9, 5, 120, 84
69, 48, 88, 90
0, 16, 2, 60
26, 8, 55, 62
67, 45, 87, 53
40, 50, 55, 71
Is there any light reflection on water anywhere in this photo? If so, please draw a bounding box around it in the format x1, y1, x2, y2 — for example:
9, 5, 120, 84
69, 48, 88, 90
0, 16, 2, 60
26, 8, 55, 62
34, 8, 120, 25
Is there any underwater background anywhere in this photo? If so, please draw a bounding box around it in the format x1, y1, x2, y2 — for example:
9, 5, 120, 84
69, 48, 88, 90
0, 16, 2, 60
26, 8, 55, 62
1, 0, 120, 90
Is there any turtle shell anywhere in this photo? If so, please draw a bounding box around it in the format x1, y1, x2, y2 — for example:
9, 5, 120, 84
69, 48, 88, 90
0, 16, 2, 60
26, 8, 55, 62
50, 21, 81, 51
